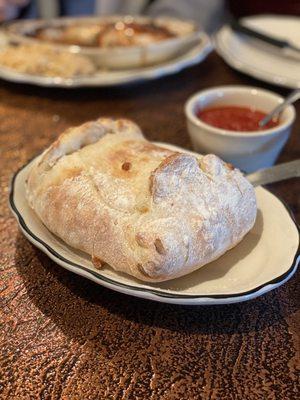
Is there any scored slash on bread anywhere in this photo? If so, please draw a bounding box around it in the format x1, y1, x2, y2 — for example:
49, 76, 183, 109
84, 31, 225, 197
26, 118, 257, 282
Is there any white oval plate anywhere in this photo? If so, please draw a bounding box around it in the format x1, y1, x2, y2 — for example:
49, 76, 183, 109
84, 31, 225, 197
0, 35, 212, 88
9, 143, 299, 305
215, 15, 300, 89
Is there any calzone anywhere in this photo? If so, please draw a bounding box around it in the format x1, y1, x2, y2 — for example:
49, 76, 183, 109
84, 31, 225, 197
26, 118, 257, 282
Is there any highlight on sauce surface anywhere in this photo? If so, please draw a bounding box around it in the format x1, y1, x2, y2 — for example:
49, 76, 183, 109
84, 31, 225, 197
196, 105, 279, 132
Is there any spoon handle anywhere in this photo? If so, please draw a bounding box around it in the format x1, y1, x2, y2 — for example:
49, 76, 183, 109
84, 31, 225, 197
259, 89, 300, 127
247, 160, 300, 187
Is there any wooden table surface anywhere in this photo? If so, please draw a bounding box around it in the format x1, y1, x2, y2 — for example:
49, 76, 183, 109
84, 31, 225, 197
0, 52, 299, 400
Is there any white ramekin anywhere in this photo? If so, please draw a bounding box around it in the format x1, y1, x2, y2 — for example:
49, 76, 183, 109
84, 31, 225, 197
185, 86, 296, 173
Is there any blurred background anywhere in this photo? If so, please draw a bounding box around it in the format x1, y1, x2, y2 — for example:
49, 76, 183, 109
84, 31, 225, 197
1, 0, 300, 33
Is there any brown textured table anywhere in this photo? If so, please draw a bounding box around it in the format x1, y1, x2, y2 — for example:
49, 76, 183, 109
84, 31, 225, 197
1, 52, 299, 400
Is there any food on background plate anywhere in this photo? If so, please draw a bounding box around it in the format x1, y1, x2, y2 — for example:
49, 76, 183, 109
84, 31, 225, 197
4, 16, 201, 70
34, 24, 103, 47
197, 106, 279, 132
34, 21, 175, 47
0, 44, 96, 78
23, 17, 193, 48
26, 118, 257, 282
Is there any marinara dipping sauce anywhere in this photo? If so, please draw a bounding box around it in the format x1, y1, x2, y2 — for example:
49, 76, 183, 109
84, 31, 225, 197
197, 105, 279, 132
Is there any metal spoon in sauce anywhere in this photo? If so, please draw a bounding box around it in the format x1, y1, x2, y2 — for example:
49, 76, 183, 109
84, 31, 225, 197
259, 88, 300, 128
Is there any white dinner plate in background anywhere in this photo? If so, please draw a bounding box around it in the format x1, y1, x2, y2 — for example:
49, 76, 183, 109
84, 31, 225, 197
215, 15, 300, 89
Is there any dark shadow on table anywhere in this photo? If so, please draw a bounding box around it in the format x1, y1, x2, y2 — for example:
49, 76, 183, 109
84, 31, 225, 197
14, 227, 299, 347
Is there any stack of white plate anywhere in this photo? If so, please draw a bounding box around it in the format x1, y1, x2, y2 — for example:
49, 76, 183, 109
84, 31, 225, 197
215, 15, 300, 89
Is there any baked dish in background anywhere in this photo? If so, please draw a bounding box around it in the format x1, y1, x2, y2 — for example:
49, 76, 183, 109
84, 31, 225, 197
4, 16, 201, 69
29, 19, 177, 48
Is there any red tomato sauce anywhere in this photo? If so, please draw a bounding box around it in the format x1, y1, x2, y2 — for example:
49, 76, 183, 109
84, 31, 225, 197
197, 106, 279, 132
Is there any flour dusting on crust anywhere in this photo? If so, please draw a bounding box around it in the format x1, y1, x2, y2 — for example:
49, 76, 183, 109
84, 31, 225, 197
26, 118, 257, 282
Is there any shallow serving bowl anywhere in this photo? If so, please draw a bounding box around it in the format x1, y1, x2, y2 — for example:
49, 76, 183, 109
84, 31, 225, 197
4, 15, 203, 69
185, 86, 295, 173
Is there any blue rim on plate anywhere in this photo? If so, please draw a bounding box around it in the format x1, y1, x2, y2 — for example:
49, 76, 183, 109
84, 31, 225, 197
9, 158, 300, 303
